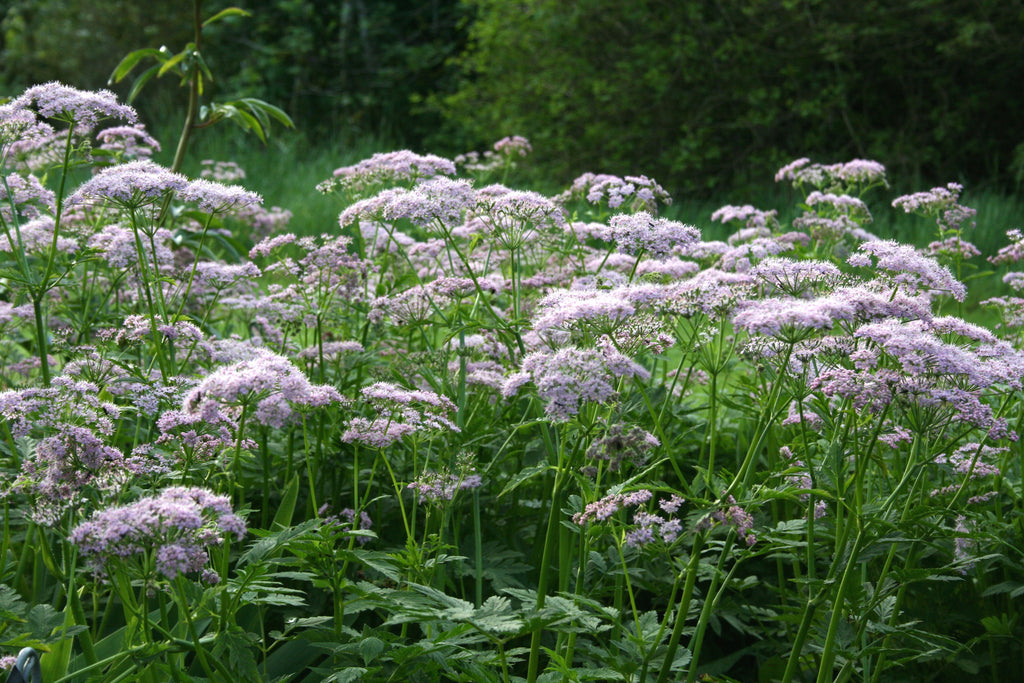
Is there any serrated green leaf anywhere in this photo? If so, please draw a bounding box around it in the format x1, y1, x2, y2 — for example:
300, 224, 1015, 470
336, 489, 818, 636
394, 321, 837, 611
214, 627, 259, 680
359, 636, 386, 665
0, 584, 27, 622
239, 518, 319, 566
323, 667, 368, 683
26, 604, 63, 641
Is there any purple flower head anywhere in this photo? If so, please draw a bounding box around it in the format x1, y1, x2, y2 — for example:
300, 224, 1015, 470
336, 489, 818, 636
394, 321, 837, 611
87, 224, 175, 271
96, 125, 160, 161
385, 177, 476, 229
703, 494, 756, 546
932, 442, 1004, 498
66, 160, 188, 210
179, 178, 262, 214
775, 158, 886, 193
733, 295, 856, 342
848, 240, 966, 301
69, 486, 245, 580
12, 81, 137, 133
607, 211, 700, 258
0, 215, 77, 254
716, 237, 795, 273
855, 319, 995, 386
183, 348, 343, 428
805, 191, 872, 223
532, 287, 639, 339
0, 172, 56, 222
711, 204, 780, 231
750, 257, 844, 297
573, 488, 652, 525
320, 150, 456, 197
408, 468, 483, 503
560, 173, 672, 213
892, 182, 976, 233
342, 382, 459, 447
929, 237, 980, 260
493, 135, 532, 157
476, 189, 567, 247
989, 229, 1024, 266
584, 424, 660, 473
200, 160, 246, 183
502, 338, 650, 421
892, 183, 964, 215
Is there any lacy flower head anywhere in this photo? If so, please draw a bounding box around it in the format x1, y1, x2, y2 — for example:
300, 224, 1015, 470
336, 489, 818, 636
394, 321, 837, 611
319, 150, 456, 198
11, 81, 137, 134
408, 467, 483, 504
475, 188, 567, 249
892, 182, 977, 235
69, 486, 246, 581
607, 211, 700, 259
775, 158, 887, 194
574, 489, 686, 547
179, 178, 262, 215
95, 125, 161, 162
502, 337, 650, 421
696, 494, 757, 546
559, 173, 672, 214
847, 240, 967, 301
182, 348, 344, 429
341, 382, 460, 448
384, 177, 477, 229
200, 159, 246, 183
711, 204, 780, 231
66, 160, 189, 211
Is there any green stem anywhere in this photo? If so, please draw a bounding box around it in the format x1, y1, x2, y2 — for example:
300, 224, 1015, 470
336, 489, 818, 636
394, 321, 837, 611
656, 533, 705, 683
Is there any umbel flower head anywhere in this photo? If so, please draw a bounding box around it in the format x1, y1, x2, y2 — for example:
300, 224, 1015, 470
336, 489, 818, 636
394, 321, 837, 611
503, 337, 651, 421
11, 81, 137, 133
607, 211, 700, 258
183, 348, 343, 428
66, 160, 189, 210
69, 486, 246, 581
342, 382, 460, 448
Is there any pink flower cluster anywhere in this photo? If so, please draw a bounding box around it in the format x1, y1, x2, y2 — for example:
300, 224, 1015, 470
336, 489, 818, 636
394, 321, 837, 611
69, 486, 246, 580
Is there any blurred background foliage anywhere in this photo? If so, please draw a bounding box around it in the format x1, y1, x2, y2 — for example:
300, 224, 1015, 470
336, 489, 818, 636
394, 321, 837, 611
2, 0, 1023, 196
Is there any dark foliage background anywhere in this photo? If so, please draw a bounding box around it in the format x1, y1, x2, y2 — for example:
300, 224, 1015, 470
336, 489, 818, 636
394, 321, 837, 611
2, 0, 1023, 195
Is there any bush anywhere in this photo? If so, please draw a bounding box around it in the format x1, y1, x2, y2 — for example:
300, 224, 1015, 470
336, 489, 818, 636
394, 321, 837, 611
438, 0, 1024, 193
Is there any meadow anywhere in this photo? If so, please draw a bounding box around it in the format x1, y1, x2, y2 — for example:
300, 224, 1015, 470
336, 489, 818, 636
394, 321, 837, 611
1, 79, 1024, 683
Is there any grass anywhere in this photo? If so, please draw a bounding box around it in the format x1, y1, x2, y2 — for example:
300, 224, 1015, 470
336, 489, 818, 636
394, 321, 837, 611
151, 118, 1024, 330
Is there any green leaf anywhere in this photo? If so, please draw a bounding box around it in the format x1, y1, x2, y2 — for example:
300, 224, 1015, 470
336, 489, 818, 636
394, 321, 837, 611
359, 636, 386, 665
26, 604, 64, 641
238, 518, 319, 566
108, 47, 163, 84
127, 64, 161, 103
214, 627, 259, 680
202, 7, 252, 28
272, 475, 301, 530
238, 98, 295, 128
498, 464, 550, 498
157, 46, 194, 78
323, 668, 368, 683
0, 584, 27, 622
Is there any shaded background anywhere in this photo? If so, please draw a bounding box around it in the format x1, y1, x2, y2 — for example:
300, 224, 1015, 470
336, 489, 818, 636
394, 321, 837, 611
2, 0, 1023, 196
